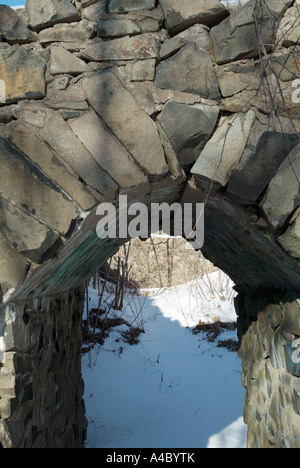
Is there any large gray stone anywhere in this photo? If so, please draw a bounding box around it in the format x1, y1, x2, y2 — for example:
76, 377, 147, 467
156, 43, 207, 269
0, 234, 29, 292
283, 24, 300, 46
156, 124, 185, 179
68, 109, 148, 188
159, 0, 229, 35
97, 19, 141, 38
39, 20, 96, 43
279, 211, 300, 258
11, 103, 52, 128
82, 34, 160, 61
261, 145, 300, 229
158, 101, 220, 166
0, 137, 78, 236
278, 3, 300, 48
211, 0, 294, 64
108, 0, 156, 13
39, 112, 118, 198
191, 110, 256, 186
267, 53, 300, 82
227, 129, 299, 203
44, 85, 88, 110
83, 70, 168, 177
49, 47, 91, 76
11, 124, 97, 211
0, 45, 46, 103
282, 300, 300, 335
26, 0, 80, 31
0, 5, 35, 44
160, 24, 213, 59
215, 60, 261, 98
82, 0, 113, 20
126, 81, 170, 116
0, 195, 60, 264
126, 59, 156, 81
43, 85, 89, 111
155, 43, 220, 100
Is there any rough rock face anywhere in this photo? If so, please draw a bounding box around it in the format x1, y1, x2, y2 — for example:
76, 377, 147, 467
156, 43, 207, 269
237, 290, 300, 448
211, 0, 294, 64
82, 70, 168, 176
155, 43, 220, 99
0, 5, 35, 44
48, 46, 91, 75
108, 0, 156, 13
158, 101, 220, 166
25, 0, 80, 31
0, 45, 46, 102
0, 0, 299, 449
159, 0, 229, 34
191, 110, 256, 186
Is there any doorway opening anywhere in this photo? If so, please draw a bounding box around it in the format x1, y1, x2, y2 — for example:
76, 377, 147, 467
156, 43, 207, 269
81, 236, 247, 449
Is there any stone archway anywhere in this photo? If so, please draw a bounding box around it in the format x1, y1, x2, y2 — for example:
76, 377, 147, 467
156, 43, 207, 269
0, 0, 299, 448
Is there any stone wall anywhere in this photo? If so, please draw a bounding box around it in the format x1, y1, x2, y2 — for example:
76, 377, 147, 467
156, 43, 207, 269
236, 290, 300, 448
0, 0, 299, 297
0, 289, 87, 448
0, 0, 299, 449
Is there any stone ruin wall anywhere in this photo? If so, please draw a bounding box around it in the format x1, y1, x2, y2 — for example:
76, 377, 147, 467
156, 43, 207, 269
0, 0, 299, 448
0, 289, 86, 448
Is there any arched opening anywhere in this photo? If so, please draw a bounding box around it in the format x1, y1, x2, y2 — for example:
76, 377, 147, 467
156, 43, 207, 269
82, 235, 247, 448
1, 175, 299, 448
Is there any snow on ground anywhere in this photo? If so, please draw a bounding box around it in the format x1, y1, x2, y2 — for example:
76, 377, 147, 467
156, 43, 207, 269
82, 272, 247, 449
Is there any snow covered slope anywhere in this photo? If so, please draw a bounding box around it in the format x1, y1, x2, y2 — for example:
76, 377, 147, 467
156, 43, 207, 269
82, 272, 247, 448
